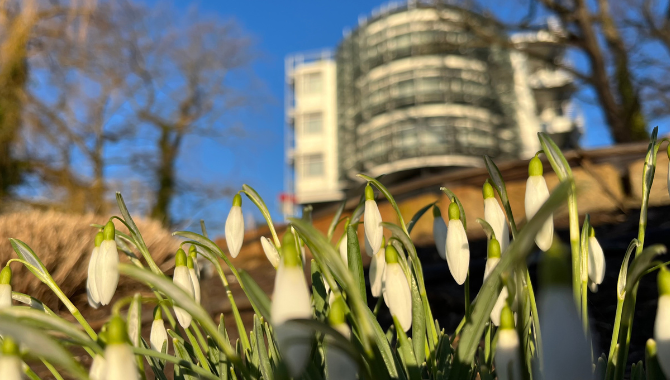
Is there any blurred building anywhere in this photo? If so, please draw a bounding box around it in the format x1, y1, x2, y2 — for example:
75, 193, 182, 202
284, 2, 581, 216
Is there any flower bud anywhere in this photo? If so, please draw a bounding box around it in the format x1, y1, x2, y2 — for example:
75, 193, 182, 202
188, 256, 201, 305
260, 236, 280, 268
484, 181, 509, 253
0, 266, 11, 311
587, 228, 605, 286
484, 238, 500, 281
188, 245, 200, 280
225, 194, 244, 258
369, 237, 386, 298
87, 232, 104, 308
105, 316, 139, 380
654, 266, 670, 377
0, 337, 21, 380
445, 202, 469, 285
150, 307, 168, 353
364, 184, 383, 254
173, 249, 194, 328
96, 222, 120, 306
89, 354, 106, 380
495, 305, 521, 380
433, 206, 447, 260
338, 233, 348, 266
382, 245, 412, 332
525, 157, 553, 251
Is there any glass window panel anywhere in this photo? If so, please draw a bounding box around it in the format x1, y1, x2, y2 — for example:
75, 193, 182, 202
302, 154, 324, 177
303, 112, 323, 134
303, 73, 322, 94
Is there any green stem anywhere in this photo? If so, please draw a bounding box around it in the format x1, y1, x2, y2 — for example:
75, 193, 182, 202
185, 327, 211, 371
24, 364, 42, 380
42, 360, 65, 380
581, 279, 589, 334
213, 261, 251, 353
191, 324, 210, 356
373, 296, 383, 316
605, 297, 624, 380
568, 189, 582, 313
464, 272, 471, 320
524, 269, 543, 365
133, 347, 220, 380
485, 322, 492, 366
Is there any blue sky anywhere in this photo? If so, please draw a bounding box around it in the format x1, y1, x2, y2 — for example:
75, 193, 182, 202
145, 1, 636, 233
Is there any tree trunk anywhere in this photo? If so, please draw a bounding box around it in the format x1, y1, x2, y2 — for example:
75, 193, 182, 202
149, 127, 181, 226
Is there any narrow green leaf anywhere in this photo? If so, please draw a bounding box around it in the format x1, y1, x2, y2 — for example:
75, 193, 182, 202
238, 269, 272, 322
254, 316, 274, 380
350, 192, 367, 224
327, 201, 347, 241
407, 202, 436, 234
310, 261, 328, 322
9, 239, 48, 276
538, 133, 573, 180
439, 188, 466, 230
476, 218, 496, 241
625, 245, 667, 295
11, 292, 57, 316
394, 317, 421, 380
242, 184, 280, 248
347, 224, 367, 303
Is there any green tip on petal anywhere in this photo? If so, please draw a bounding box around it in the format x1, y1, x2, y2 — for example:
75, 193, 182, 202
175, 249, 187, 267
2, 336, 19, 356
107, 315, 128, 345
329, 295, 347, 326
385, 245, 399, 264
540, 240, 571, 287
658, 266, 670, 296
365, 184, 374, 201
0, 265, 11, 285
189, 245, 197, 256
647, 339, 658, 357
529, 156, 543, 177
94, 231, 104, 247
232, 194, 242, 207
500, 305, 515, 330
153, 306, 163, 321
589, 226, 595, 238
488, 238, 501, 259
483, 181, 495, 199
282, 231, 301, 267
187, 256, 194, 269
103, 221, 115, 241
448, 202, 460, 221
432, 205, 441, 218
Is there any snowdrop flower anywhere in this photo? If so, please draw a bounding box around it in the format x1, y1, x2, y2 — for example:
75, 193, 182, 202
260, 236, 280, 268
272, 231, 312, 378
484, 238, 508, 326
654, 266, 670, 376
187, 256, 201, 304
150, 307, 168, 353
364, 184, 383, 255
89, 354, 106, 380
105, 315, 139, 380
0, 265, 12, 310
0, 337, 22, 380
525, 156, 553, 251
338, 232, 348, 266
539, 241, 592, 380
433, 206, 447, 260
95, 221, 119, 306
225, 194, 244, 258
326, 296, 357, 380
369, 237, 386, 298
188, 245, 200, 280
173, 249, 195, 328
494, 305, 521, 380
382, 245, 412, 332
587, 227, 605, 287
87, 232, 104, 308
445, 201, 469, 285
483, 181, 509, 253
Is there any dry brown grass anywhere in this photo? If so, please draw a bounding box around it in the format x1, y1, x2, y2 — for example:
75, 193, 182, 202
0, 210, 179, 321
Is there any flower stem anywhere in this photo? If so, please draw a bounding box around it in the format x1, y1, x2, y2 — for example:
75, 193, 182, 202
464, 272, 471, 320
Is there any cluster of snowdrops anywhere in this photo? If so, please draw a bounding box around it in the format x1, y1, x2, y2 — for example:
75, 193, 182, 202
1, 131, 670, 380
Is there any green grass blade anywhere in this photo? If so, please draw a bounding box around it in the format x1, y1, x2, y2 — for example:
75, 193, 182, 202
347, 224, 367, 303
407, 202, 437, 234
238, 269, 272, 322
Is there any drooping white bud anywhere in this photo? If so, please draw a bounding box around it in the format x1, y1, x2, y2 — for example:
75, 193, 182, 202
525, 176, 553, 251
364, 185, 383, 255
96, 222, 119, 306
369, 243, 385, 298
0, 266, 12, 310
0, 337, 21, 380
105, 316, 139, 380
494, 306, 522, 380
338, 233, 348, 266
445, 202, 469, 285
188, 257, 201, 305
87, 233, 103, 308
382, 245, 412, 332
150, 309, 168, 353
173, 249, 194, 328
484, 198, 509, 253
89, 354, 106, 380
433, 207, 447, 260
490, 287, 509, 326
588, 234, 605, 286
225, 194, 244, 258
260, 236, 280, 268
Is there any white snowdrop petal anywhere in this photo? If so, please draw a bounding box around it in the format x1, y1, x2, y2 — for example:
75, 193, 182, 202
484, 257, 499, 282
95, 240, 119, 306
495, 329, 522, 380
189, 268, 201, 304
655, 295, 670, 376
382, 263, 412, 331
225, 206, 244, 258
0, 356, 23, 380
588, 236, 606, 285
525, 176, 553, 251
173, 266, 194, 328
490, 287, 509, 326
89, 354, 106, 380
446, 219, 470, 285
87, 247, 101, 306
150, 319, 168, 352
105, 344, 139, 380
260, 237, 280, 268
0, 284, 12, 309
370, 248, 385, 298
485, 198, 509, 253
364, 200, 383, 253
339, 234, 348, 266
271, 265, 311, 326
540, 287, 592, 380
433, 216, 447, 260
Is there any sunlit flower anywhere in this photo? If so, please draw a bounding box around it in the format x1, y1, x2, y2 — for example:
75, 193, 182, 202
494, 305, 521, 380
272, 231, 312, 378
0, 265, 12, 310
0, 337, 22, 380
87, 232, 104, 308
326, 296, 357, 380
445, 201, 469, 285
654, 266, 670, 376
369, 237, 386, 298
173, 249, 195, 328
484, 238, 507, 326
338, 233, 348, 266
95, 221, 119, 306
525, 156, 553, 251
105, 315, 139, 380
89, 354, 106, 380
587, 228, 605, 287
364, 184, 383, 255
382, 245, 412, 332
433, 206, 447, 260
188, 256, 201, 304
260, 236, 280, 268
188, 245, 200, 280
150, 307, 168, 353
483, 181, 509, 253
225, 194, 244, 258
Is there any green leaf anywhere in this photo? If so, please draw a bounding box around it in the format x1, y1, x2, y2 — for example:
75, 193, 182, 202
350, 193, 367, 224
450, 180, 571, 378
476, 218, 496, 241
393, 317, 421, 380
407, 202, 437, 234
254, 315, 273, 380
242, 184, 280, 248
238, 269, 272, 322
11, 292, 57, 316
8, 239, 48, 277
483, 156, 517, 236
439, 188, 466, 230
625, 245, 667, 295
538, 133, 573, 181
347, 224, 367, 303
310, 261, 329, 322
358, 174, 408, 232
327, 201, 347, 241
